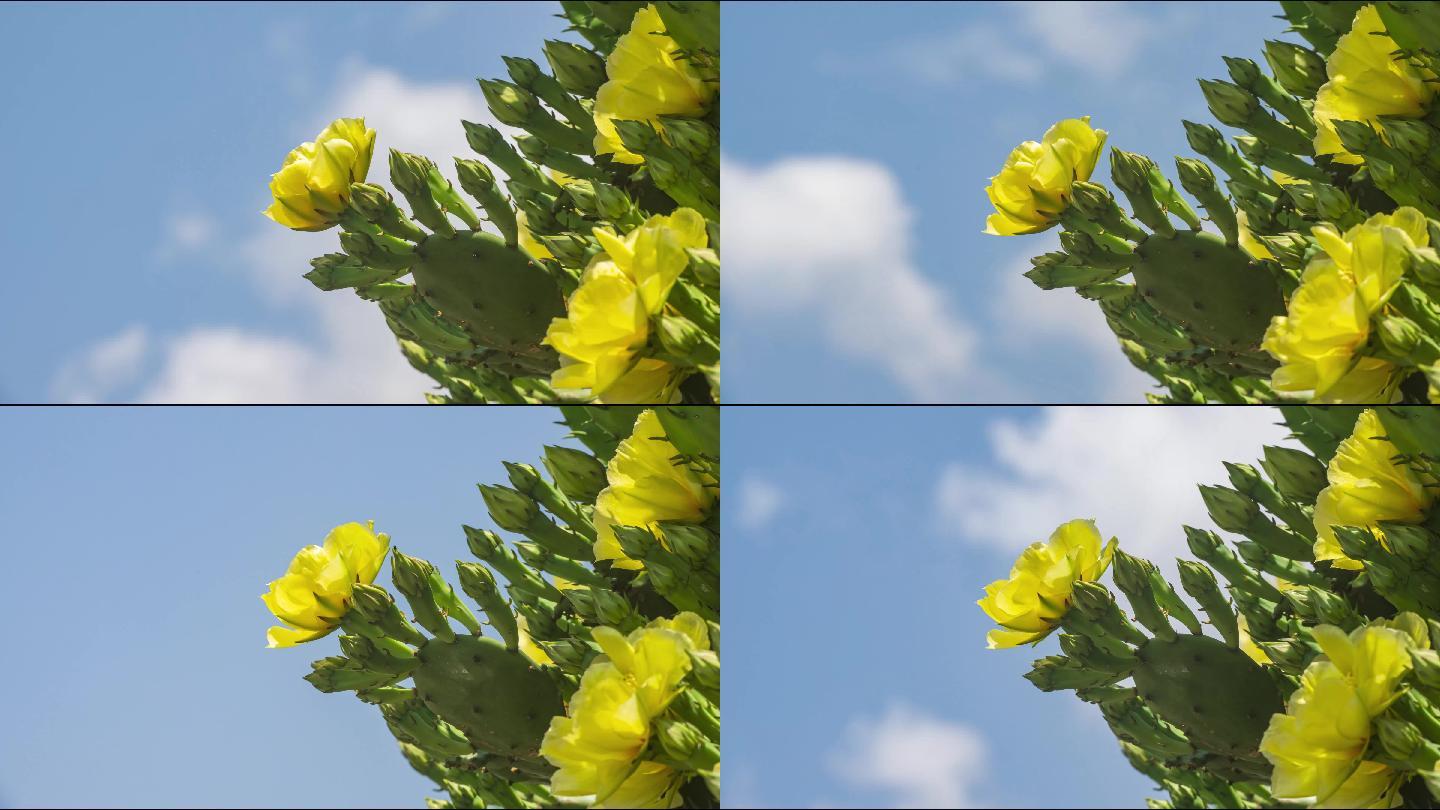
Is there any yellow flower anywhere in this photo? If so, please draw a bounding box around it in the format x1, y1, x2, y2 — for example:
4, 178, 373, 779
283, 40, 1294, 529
540, 614, 705, 808
1314, 409, 1435, 569
984, 117, 1107, 236
516, 210, 555, 261
593, 409, 716, 570
593, 4, 715, 164
977, 519, 1117, 649
261, 521, 389, 648
1264, 209, 1427, 402
544, 209, 705, 402
1261, 621, 1418, 807
263, 118, 376, 231
1313, 5, 1435, 164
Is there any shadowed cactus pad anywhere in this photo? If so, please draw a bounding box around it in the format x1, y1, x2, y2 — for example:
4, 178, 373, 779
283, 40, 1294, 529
411, 230, 564, 356
1131, 230, 1284, 354
412, 634, 563, 758
1132, 633, 1282, 764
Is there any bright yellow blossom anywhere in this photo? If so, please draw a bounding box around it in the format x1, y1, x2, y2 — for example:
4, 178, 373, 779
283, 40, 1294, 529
540, 614, 707, 808
593, 4, 714, 164
1264, 209, 1428, 402
544, 209, 706, 402
261, 521, 389, 648
1314, 409, 1435, 569
1313, 5, 1435, 164
977, 519, 1117, 649
593, 409, 716, 569
984, 117, 1107, 236
1261, 620, 1419, 807
263, 118, 376, 231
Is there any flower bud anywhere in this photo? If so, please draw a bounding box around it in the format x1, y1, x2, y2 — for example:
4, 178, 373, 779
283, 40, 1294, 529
478, 79, 541, 127
657, 719, 719, 771
1263, 39, 1326, 97
478, 484, 542, 533
304, 252, 405, 291
455, 561, 519, 651
1199, 79, 1260, 128
390, 550, 458, 642
543, 39, 606, 97
304, 655, 396, 693
347, 182, 427, 241
1199, 485, 1262, 533
542, 445, 608, 502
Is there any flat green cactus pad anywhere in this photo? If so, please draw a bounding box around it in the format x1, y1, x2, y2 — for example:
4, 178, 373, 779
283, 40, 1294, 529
1132, 633, 1282, 765
411, 230, 565, 355
1131, 230, 1284, 353
412, 634, 564, 759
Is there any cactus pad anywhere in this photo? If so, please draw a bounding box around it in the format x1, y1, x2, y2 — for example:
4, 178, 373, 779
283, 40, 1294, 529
411, 230, 564, 355
1131, 230, 1283, 353
411, 634, 564, 758
1131, 633, 1282, 763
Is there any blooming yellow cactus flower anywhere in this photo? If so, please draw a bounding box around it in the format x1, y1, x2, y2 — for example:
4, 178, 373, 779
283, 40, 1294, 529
1263, 209, 1428, 402
593, 409, 717, 569
984, 117, 1107, 236
544, 209, 706, 402
261, 521, 390, 648
1261, 620, 1419, 807
593, 4, 715, 164
977, 519, 1117, 649
1313, 5, 1435, 164
1313, 409, 1435, 569
263, 118, 376, 231
540, 614, 707, 808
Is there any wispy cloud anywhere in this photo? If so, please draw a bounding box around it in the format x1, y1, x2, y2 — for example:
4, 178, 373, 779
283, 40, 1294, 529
825, 1, 1159, 87
51, 325, 150, 404
934, 408, 1296, 577
827, 702, 989, 808
736, 476, 785, 531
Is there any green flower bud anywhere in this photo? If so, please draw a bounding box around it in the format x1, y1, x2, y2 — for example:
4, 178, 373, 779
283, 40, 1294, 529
478, 484, 541, 533
304, 252, 406, 291
348, 182, 427, 241
687, 648, 720, 692
349, 583, 428, 646
541, 445, 608, 502
1200, 79, 1260, 128
304, 655, 397, 693
339, 634, 418, 677
542, 39, 607, 97
455, 561, 519, 650
501, 55, 544, 89
1199, 485, 1262, 534
658, 522, 716, 567
391, 550, 458, 642
1024, 655, 1125, 692
657, 719, 720, 771
1263, 39, 1326, 97
478, 79, 540, 127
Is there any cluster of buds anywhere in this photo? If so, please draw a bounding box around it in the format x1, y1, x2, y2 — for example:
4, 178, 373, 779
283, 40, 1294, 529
262, 2, 720, 404
986, 2, 1440, 404
983, 405, 1440, 808
262, 405, 720, 808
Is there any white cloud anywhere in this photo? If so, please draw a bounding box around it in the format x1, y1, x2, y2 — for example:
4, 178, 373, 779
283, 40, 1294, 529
723, 156, 977, 400
853, 1, 1156, 87
827, 702, 989, 808
156, 212, 219, 261
51, 326, 150, 403
936, 408, 1296, 575
55, 64, 504, 403
736, 477, 785, 531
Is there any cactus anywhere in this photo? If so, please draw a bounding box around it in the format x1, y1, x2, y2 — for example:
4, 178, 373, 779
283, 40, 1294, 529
263, 405, 721, 808
263, 2, 720, 404
987, 1, 1440, 404
983, 405, 1440, 808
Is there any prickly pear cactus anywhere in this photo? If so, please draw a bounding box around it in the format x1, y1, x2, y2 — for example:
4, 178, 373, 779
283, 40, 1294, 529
262, 405, 721, 808
263, 2, 720, 405
981, 405, 1440, 808
986, 1, 1440, 404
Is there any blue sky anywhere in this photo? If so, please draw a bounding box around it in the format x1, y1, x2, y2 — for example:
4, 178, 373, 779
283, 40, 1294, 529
724, 405, 1298, 807
1, 2, 569, 403
0, 406, 573, 807
723, 1, 1292, 403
